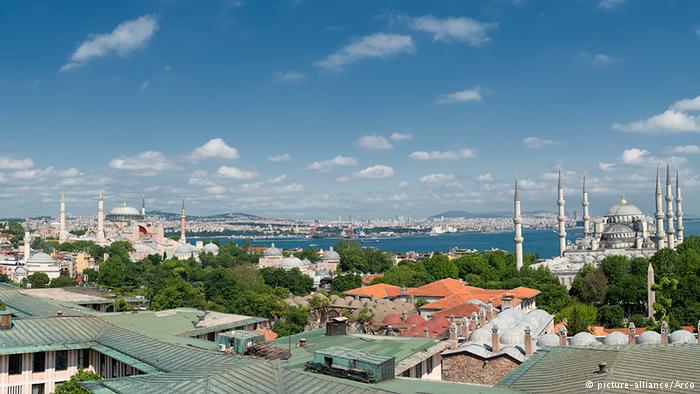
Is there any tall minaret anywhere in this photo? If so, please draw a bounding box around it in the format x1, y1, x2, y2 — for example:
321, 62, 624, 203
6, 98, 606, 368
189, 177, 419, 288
180, 198, 187, 243
23, 231, 31, 261
514, 178, 524, 270
96, 192, 106, 245
581, 171, 590, 237
141, 196, 146, 216
665, 164, 675, 249
655, 166, 665, 250
59, 192, 68, 243
647, 263, 656, 320
676, 171, 684, 244
557, 169, 566, 257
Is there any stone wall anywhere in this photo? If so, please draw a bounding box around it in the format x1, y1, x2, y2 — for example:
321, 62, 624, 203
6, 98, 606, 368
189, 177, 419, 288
441, 353, 519, 385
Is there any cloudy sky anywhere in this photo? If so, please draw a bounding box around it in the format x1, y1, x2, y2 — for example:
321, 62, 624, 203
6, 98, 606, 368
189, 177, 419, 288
1, 0, 699, 219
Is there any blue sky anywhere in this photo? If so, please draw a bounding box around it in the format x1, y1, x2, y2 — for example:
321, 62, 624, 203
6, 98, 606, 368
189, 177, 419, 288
1, 0, 699, 218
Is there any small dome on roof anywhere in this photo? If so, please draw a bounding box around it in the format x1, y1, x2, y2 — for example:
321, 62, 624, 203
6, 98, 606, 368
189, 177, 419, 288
405, 314, 425, 325
322, 246, 341, 261
264, 243, 282, 256
537, 333, 560, 347
500, 327, 525, 345
469, 327, 492, 342
669, 330, 694, 344
175, 243, 196, 254
571, 332, 597, 346
110, 202, 142, 216
28, 252, 55, 264
15, 266, 28, 275
202, 243, 219, 254
603, 331, 628, 346
637, 331, 661, 344
382, 313, 402, 325
607, 197, 643, 217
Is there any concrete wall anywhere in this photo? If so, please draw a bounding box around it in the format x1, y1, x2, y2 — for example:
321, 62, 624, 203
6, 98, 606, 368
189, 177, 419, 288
442, 353, 519, 386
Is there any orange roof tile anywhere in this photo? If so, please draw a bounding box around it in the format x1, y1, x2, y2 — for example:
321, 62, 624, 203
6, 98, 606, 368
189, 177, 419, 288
681, 325, 696, 333
254, 328, 278, 341
407, 278, 470, 297
508, 286, 541, 299
343, 283, 402, 299
419, 289, 522, 311
602, 327, 646, 336
431, 303, 483, 319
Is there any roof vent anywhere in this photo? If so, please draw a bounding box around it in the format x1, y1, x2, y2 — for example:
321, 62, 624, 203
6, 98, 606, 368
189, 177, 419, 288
57, 311, 63, 317
0, 313, 12, 330
217, 344, 226, 352
598, 362, 608, 374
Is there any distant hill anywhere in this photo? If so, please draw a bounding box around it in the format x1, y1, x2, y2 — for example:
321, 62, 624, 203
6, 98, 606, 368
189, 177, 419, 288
430, 210, 556, 219
147, 211, 263, 221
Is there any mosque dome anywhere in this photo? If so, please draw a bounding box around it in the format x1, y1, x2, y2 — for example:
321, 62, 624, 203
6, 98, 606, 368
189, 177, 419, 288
536, 333, 560, 347
280, 257, 304, 269
606, 196, 643, 217
669, 330, 694, 344
28, 252, 55, 264
570, 332, 597, 346
15, 267, 28, 275
322, 247, 341, 261
637, 331, 661, 344
107, 202, 145, 221
602, 224, 636, 240
202, 243, 220, 254
469, 328, 492, 342
175, 243, 196, 254
263, 243, 282, 257
603, 331, 628, 346
500, 327, 525, 345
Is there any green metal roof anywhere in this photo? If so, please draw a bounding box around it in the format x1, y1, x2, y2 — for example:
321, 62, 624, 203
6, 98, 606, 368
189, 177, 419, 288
220, 329, 262, 340
0, 288, 87, 318
316, 346, 394, 365
499, 344, 700, 394
0, 316, 105, 355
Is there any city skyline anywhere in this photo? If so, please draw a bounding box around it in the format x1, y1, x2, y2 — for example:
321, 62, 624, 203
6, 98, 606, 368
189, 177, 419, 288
2, 0, 700, 218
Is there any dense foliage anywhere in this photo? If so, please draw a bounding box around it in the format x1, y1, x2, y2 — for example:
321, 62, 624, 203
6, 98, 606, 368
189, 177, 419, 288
54, 369, 101, 393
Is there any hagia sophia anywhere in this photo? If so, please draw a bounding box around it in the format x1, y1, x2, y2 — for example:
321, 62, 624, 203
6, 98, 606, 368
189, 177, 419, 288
518, 164, 685, 289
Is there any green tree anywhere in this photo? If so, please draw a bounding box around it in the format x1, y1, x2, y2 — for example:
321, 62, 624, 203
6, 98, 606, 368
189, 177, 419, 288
335, 240, 366, 272
26, 272, 50, 288
98, 255, 141, 291
423, 254, 458, 280
598, 305, 624, 328
54, 369, 101, 394
293, 247, 320, 262
151, 278, 206, 310
259, 267, 313, 296
652, 276, 678, 322
82, 268, 99, 285
558, 301, 597, 335
415, 297, 428, 308
4, 221, 25, 247
112, 296, 132, 312
272, 305, 309, 337
332, 274, 362, 292
456, 253, 497, 282
578, 267, 608, 305
50, 274, 78, 288
362, 248, 393, 273
372, 263, 433, 287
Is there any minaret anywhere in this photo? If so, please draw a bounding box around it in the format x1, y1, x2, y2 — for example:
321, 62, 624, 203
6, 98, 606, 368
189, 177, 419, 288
647, 263, 656, 320
513, 178, 524, 270
23, 231, 31, 261
557, 169, 566, 257
59, 192, 68, 243
676, 171, 684, 244
180, 198, 187, 243
655, 166, 666, 250
665, 164, 675, 249
581, 171, 590, 237
141, 196, 146, 216
96, 192, 106, 245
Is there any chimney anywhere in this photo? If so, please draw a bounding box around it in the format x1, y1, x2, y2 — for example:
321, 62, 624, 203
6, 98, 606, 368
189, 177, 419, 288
401, 287, 407, 296
462, 317, 471, 339
598, 362, 608, 374
57, 311, 63, 317
559, 326, 568, 347
628, 323, 636, 344
400, 311, 407, 321
0, 313, 12, 330
501, 293, 514, 310
491, 326, 500, 353
487, 303, 496, 320
478, 307, 486, 327
661, 321, 669, 345
524, 326, 533, 357
449, 323, 458, 341
298, 338, 306, 348
423, 327, 430, 338
470, 312, 478, 332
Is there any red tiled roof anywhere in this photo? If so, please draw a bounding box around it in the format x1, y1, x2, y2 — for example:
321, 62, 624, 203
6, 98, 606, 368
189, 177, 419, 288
361, 274, 384, 285
400, 316, 451, 338
404, 314, 425, 325
592, 326, 647, 336
431, 302, 483, 319
419, 290, 522, 311
382, 313, 402, 325
407, 278, 471, 297
681, 325, 696, 333
508, 286, 541, 299
343, 283, 401, 299
254, 328, 278, 341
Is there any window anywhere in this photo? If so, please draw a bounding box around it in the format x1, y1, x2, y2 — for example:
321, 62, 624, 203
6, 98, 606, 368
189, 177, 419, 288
401, 369, 410, 377
426, 356, 433, 374
415, 362, 422, 378
79, 349, 90, 369
55, 350, 68, 370
9, 354, 22, 375
207, 332, 216, 341
32, 352, 45, 372
31, 383, 44, 394
8, 385, 22, 394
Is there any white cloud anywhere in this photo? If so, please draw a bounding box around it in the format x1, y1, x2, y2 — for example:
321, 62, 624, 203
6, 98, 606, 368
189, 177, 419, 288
190, 138, 239, 161
240, 182, 262, 191
188, 170, 215, 187
278, 183, 305, 193
60, 15, 159, 71
307, 155, 357, 171
388, 193, 408, 202
355, 165, 395, 179
355, 135, 393, 150
315, 33, 415, 71
0, 157, 33, 170
408, 15, 497, 47
593, 53, 616, 67
409, 148, 476, 160
666, 145, 700, 154
613, 95, 700, 133
598, 0, 626, 10
140, 81, 150, 91
273, 71, 306, 81
620, 148, 649, 165
477, 173, 493, 181
696, 28, 700, 37
267, 175, 287, 184
109, 151, 173, 173
620, 148, 685, 168
522, 136, 560, 149
11, 167, 56, 180
598, 162, 615, 172
206, 185, 226, 195
389, 132, 413, 141
420, 173, 456, 183
268, 153, 291, 162
336, 176, 351, 183
59, 167, 80, 177
437, 88, 482, 104
216, 166, 259, 180
398, 181, 410, 188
